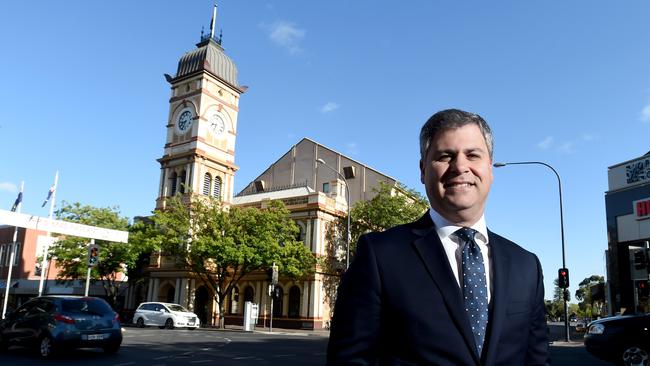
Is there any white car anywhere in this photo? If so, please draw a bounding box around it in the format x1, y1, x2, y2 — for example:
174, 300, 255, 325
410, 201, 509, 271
133, 302, 199, 330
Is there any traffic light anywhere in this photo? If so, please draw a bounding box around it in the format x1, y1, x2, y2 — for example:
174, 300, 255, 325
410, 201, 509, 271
634, 250, 647, 270
638, 280, 649, 297
266, 264, 278, 286
88, 244, 99, 267
558, 268, 569, 289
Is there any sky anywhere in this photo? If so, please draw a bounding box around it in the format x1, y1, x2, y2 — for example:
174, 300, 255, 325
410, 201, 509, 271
2, 0, 650, 302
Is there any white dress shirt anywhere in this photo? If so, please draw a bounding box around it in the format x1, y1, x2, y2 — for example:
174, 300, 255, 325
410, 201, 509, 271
428, 208, 492, 303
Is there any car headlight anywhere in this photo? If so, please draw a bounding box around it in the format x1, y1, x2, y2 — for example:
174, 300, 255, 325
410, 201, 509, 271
588, 323, 605, 335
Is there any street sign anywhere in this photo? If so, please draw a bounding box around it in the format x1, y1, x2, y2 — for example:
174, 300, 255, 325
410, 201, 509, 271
0, 209, 128, 243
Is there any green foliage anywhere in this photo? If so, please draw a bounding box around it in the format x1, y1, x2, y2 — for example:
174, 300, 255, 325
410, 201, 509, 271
574, 275, 605, 317
50, 201, 135, 307
147, 196, 315, 327
326, 182, 428, 265
322, 182, 429, 319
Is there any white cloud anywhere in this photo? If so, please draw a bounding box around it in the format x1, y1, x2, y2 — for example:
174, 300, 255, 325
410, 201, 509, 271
537, 136, 553, 149
268, 21, 305, 54
320, 102, 340, 114
641, 104, 650, 122
581, 134, 596, 142
557, 142, 575, 154
0, 182, 17, 193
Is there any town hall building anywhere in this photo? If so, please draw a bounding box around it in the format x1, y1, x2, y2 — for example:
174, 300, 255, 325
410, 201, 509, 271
125, 11, 397, 329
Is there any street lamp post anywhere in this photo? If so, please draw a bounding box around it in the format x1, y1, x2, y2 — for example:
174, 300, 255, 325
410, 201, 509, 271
316, 158, 351, 269
494, 161, 570, 342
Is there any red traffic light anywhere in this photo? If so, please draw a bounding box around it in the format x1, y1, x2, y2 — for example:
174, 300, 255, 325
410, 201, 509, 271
558, 268, 569, 289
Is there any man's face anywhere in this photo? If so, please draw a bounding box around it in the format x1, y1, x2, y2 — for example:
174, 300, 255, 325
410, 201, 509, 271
419, 124, 493, 225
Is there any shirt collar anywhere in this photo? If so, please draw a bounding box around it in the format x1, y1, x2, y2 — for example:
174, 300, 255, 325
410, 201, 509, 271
428, 208, 489, 245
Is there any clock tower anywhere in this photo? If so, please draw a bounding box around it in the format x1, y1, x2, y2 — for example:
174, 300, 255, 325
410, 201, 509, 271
156, 10, 246, 209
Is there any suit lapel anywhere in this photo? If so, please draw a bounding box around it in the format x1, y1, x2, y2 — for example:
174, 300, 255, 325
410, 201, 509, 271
410, 213, 481, 365
483, 231, 510, 366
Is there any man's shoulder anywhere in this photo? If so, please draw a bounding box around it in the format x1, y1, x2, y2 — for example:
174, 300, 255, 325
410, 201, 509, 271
488, 230, 537, 258
361, 215, 431, 245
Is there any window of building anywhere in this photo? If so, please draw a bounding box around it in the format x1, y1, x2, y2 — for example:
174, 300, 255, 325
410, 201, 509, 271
213, 177, 222, 199
0, 245, 4, 267
288, 286, 301, 318
203, 173, 212, 196
12, 242, 20, 266
323, 182, 330, 193
170, 172, 178, 196
179, 171, 187, 194
230, 287, 239, 314
244, 286, 254, 303
273, 287, 284, 317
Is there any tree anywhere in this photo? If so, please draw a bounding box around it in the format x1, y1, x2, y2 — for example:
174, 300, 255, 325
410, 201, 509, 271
325, 182, 428, 268
147, 196, 315, 328
322, 182, 429, 319
50, 202, 137, 307
575, 275, 605, 317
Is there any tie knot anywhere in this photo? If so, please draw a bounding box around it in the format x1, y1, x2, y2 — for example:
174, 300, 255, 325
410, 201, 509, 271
454, 227, 477, 243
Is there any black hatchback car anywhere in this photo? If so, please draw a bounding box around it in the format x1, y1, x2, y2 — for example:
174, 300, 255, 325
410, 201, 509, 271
584, 312, 649, 365
0, 296, 122, 358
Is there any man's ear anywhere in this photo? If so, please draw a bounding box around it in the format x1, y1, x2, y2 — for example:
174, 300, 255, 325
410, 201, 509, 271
419, 159, 425, 184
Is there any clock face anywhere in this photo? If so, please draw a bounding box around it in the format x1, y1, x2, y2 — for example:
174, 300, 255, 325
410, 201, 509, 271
176, 109, 193, 134
210, 114, 226, 136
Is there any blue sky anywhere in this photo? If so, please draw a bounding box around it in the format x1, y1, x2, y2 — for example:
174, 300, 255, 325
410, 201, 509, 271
2, 1, 650, 301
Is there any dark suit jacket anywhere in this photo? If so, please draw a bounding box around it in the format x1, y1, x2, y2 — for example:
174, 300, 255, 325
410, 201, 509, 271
327, 213, 549, 366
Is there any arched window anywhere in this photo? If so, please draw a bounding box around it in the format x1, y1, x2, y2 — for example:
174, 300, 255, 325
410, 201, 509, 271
244, 286, 254, 303
179, 170, 187, 194
203, 173, 212, 196
230, 287, 240, 314
213, 177, 222, 199
272, 287, 283, 317
170, 172, 178, 196
288, 286, 301, 318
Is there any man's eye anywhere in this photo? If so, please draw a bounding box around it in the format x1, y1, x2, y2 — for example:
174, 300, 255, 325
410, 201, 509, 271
437, 155, 452, 161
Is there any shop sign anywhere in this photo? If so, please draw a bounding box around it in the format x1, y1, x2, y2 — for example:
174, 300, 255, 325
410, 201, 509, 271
634, 198, 650, 220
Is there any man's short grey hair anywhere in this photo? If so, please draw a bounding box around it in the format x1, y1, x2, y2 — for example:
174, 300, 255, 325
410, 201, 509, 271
419, 108, 494, 161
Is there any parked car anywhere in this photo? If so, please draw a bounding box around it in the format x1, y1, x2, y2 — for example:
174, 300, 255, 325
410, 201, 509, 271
575, 320, 587, 333
584, 313, 650, 365
0, 296, 122, 358
133, 302, 199, 329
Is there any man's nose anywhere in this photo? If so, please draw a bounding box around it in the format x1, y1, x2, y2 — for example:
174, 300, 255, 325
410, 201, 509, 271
450, 155, 470, 173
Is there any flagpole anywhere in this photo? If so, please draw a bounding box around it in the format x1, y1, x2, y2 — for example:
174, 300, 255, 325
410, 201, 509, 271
3, 181, 23, 319
38, 170, 58, 296
210, 4, 217, 39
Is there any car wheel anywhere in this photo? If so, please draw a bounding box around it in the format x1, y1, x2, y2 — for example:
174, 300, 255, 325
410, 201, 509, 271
39, 335, 55, 358
136, 317, 145, 328
164, 318, 174, 329
622, 345, 649, 366
103, 343, 120, 354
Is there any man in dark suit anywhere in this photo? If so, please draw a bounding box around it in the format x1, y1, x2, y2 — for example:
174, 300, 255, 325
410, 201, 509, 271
327, 109, 549, 365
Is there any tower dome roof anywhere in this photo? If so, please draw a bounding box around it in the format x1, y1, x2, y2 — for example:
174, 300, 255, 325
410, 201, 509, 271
175, 38, 240, 90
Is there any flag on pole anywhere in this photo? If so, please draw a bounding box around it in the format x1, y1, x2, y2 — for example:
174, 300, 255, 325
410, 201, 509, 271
10, 192, 22, 212
42, 185, 55, 207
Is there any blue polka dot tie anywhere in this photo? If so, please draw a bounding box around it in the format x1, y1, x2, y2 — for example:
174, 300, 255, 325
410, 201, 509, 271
455, 227, 489, 356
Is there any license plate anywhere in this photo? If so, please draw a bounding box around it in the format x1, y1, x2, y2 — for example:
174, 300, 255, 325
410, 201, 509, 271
84, 334, 104, 340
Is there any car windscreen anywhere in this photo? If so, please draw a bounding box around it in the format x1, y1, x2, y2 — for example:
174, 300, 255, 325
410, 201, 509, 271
167, 304, 188, 312
62, 299, 113, 316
